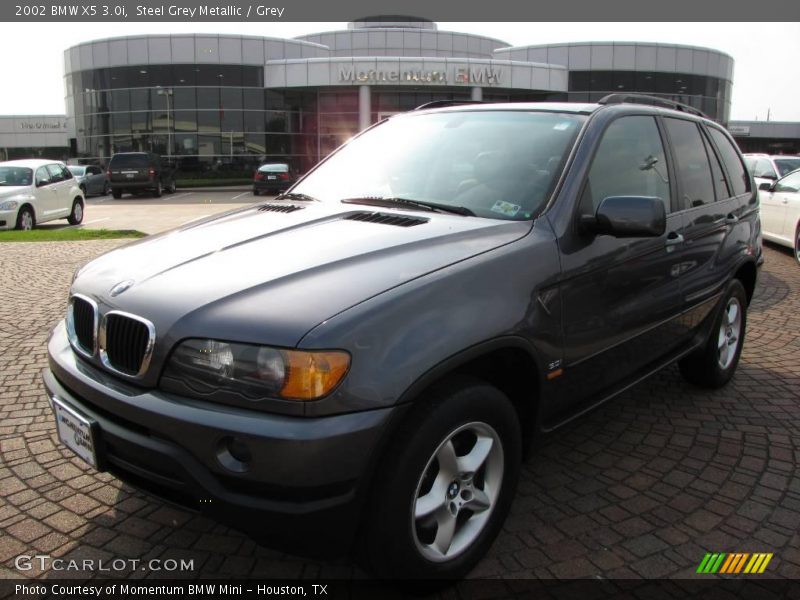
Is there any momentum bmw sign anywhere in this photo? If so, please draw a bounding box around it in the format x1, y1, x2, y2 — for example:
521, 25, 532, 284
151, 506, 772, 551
338, 66, 503, 86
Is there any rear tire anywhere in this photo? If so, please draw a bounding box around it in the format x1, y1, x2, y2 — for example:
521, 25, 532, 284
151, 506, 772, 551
253, 189, 260, 196
67, 199, 84, 225
361, 377, 521, 579
112, 189, 122, 199
679, 279, 747, 388
102, 181, 110, 195
794, 222, 800, 265
153, 181, 162, 198
167, 180, 177, 194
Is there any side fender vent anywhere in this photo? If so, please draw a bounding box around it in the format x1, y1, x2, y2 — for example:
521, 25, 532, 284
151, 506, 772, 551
344, 212, 428, 227
258, 204, 305, 213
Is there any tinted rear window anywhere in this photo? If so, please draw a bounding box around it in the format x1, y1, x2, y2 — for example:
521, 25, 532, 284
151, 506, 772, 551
707, 128, 749, 196
110, 154, 151, 168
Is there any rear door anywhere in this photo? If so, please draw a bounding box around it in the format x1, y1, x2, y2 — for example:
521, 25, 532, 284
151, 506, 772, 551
662, 118, 753, 336
33, 165, 58, 218
768, 170, 800, 242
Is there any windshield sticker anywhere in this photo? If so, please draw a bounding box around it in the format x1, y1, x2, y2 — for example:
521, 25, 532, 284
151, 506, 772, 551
553, 122, 572, 131
491, 200, 521, 217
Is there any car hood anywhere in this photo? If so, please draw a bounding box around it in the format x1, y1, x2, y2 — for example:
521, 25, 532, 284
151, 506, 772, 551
73, 201, 532, 348
0, 186, 31, 199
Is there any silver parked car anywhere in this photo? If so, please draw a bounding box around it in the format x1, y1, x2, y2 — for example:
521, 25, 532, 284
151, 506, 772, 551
67, 164, 110, 197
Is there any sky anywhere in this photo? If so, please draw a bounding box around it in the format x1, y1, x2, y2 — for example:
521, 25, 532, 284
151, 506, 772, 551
0, 21, 797, 122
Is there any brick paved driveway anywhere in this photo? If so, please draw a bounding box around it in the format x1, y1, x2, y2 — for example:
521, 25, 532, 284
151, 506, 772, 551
1, 240, 799, 580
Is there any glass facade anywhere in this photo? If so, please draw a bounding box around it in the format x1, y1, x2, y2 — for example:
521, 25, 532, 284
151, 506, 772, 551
69, 64, 563, 179
567, 70, 731, 123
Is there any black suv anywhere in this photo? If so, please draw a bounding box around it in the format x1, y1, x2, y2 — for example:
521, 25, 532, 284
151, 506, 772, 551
45, 96, 761, 579
107, 152, 176, 198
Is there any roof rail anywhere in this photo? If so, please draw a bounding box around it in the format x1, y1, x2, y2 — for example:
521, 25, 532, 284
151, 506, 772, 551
598, 93, 707, 118
413, 100, 484, 111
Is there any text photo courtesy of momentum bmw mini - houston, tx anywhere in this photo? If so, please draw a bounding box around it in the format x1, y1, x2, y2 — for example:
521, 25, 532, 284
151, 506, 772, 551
1, 1, 800, 595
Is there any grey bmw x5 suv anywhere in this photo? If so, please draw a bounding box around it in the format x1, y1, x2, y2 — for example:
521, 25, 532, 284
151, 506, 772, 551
45, 95, 761, 579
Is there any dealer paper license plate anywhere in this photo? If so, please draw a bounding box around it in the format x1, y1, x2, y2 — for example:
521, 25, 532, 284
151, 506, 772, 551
52, 397, 99, 468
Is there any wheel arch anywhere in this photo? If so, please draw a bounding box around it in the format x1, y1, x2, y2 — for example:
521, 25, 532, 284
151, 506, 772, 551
733, 260, 757, 306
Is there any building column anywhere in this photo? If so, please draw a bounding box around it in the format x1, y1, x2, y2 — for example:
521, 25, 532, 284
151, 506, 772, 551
471, 87, 483, 102
359, 85, 371, 131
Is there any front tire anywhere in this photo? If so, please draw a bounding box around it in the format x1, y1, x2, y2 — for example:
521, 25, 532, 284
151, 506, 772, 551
679, 279, 747, 388
67, 199, 84, 225
15, 206, 35, 230
361, 378, 521, 579
102, 181, 110, 195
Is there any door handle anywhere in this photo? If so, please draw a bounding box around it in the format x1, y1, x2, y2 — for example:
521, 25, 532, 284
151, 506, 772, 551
665, 232, 684, 247
725, 214, 739, 224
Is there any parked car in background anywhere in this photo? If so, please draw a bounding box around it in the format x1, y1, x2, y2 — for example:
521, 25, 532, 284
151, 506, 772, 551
108, 152, 176, 199
743, 153, 800, 188
67, 164, 109, 197
757, 168, 800, 263
253, 162, 296, 196
0, 159, 84, 230
46, 95, 761, 579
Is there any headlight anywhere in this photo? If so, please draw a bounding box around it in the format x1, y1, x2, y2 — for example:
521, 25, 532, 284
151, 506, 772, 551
161, 338, 350, 404
0, 200, 19, 210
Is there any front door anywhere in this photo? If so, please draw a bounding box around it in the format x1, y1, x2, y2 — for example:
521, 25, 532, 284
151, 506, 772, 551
554, 114, 686, 419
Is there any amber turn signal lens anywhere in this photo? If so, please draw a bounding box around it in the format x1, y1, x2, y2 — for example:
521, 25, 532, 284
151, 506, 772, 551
280, 350, 350, 400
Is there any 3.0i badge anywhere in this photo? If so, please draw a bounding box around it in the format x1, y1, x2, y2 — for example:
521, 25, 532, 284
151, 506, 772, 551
109, 279, 135, 297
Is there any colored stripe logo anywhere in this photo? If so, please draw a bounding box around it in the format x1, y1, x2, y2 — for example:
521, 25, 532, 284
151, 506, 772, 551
697, 552, 773, 574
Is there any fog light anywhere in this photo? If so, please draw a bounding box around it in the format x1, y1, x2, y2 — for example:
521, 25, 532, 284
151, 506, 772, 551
216, 436, 251, 473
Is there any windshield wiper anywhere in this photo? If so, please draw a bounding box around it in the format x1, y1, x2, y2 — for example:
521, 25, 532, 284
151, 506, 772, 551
273, 192, 320, 202
340, 196, 474, 216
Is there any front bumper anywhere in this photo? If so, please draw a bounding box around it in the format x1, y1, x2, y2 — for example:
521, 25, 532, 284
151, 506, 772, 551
0, 208, 15, 230
44, 320, 398, 555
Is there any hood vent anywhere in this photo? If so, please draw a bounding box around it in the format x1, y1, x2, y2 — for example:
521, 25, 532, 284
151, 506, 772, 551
344, 212, 428, 227
258, 204, 305, 213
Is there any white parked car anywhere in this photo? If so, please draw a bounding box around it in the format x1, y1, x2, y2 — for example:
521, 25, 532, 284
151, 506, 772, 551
758, 168, 800, 263
0, 159, 85, 230
743, 153, 800, 188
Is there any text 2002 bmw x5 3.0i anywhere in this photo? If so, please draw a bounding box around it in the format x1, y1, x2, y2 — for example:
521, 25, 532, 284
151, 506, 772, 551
45, 95, 762, 579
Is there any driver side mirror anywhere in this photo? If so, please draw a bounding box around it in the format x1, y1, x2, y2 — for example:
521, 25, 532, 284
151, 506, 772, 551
581, 196, 666, 238
758, 181, 774, 192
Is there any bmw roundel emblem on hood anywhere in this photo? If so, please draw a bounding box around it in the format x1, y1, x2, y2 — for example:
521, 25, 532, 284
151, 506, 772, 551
109, 279, 135, 297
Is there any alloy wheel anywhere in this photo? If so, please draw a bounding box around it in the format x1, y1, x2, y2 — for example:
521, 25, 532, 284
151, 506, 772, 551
717, 296, 742, 370
411, 421, 504, 562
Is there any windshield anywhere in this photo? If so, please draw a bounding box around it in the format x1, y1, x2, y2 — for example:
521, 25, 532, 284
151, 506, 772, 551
67, 166, 86, 176
293, 110, 585, 220
774, 157, 800, 177
0, 166, 33, 187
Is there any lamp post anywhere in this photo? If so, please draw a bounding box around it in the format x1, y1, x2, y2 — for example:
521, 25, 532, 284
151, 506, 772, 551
156, 87, 173, 157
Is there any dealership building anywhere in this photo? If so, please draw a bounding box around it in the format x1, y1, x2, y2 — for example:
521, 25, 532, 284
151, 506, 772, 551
1, 18, 797, 172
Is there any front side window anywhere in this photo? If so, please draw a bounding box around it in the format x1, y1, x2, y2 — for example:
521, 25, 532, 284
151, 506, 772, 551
35, 166, 51, 187
664, 118, 715, 209
580, 115, 671, 214
292, 110, 586, 221
775, 170, 800, 193
46, 164, 65, 183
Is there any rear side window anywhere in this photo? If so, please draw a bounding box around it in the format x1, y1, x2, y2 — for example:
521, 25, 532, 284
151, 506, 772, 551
701, 133, 730, 200
752, 158, 777, 179
775, 171, 800, 192
664, 118, 715, 209
707, 128, 750, 196
110, 154, 150, 168
580, 116, 671, 214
